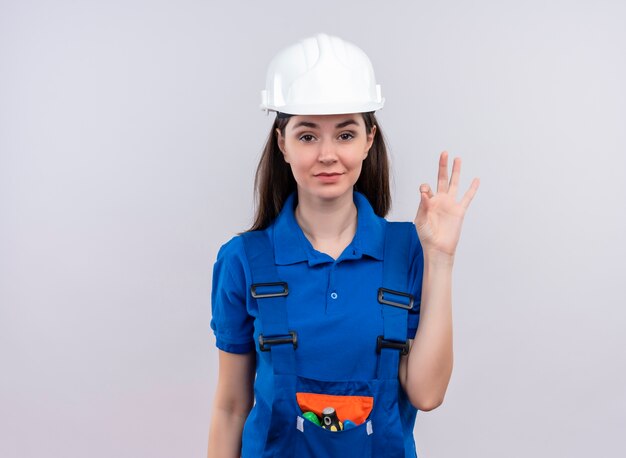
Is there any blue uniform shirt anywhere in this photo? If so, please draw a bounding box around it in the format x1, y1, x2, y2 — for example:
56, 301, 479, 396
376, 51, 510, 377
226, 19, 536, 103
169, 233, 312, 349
210, 191, 424, 382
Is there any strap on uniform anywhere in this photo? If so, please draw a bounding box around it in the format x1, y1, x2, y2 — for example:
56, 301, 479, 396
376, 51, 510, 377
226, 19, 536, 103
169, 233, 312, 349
241, 231, 296, 375
377, 222, 415, 380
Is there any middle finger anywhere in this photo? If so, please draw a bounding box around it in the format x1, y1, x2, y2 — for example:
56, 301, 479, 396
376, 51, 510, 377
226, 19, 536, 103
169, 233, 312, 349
437, 151, 449, 193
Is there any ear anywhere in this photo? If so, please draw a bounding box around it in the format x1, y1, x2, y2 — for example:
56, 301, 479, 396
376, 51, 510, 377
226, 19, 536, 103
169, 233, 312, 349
364, 125, 377, 158
276, 128, 289, 163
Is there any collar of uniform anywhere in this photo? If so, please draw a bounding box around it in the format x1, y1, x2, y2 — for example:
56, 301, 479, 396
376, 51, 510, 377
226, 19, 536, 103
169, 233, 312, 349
272, 192, 308, 265
351, 191, 385, 261
272, 191, 385, 266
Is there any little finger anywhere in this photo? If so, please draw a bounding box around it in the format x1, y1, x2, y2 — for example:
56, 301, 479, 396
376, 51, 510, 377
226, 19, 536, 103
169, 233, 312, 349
460, 178, 480, 210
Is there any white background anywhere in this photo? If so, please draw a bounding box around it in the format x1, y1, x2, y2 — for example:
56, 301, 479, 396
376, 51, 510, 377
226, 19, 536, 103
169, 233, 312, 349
1, 1, 625, 457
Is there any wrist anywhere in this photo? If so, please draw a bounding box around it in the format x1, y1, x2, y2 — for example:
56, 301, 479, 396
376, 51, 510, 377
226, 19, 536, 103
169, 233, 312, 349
423, 248, 455, 267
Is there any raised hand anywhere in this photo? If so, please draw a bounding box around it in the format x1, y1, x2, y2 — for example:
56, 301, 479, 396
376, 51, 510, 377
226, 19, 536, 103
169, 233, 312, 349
414, 151, 480, 258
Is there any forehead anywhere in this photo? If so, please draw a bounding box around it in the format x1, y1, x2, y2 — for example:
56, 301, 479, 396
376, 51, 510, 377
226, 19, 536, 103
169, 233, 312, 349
286, 113, 364, 130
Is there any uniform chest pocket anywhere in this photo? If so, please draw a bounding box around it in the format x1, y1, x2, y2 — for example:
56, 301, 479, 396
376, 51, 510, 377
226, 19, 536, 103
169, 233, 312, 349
295, 414, 373, 458
294, 392, 374, 457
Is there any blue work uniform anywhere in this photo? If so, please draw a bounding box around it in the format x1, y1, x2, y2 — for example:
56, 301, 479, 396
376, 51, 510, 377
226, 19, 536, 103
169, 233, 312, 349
211, 191, 425, 457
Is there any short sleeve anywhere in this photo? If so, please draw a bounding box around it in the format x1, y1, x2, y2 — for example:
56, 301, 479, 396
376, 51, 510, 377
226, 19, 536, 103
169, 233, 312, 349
209, 236, 255, 354
406, 224, 424, 339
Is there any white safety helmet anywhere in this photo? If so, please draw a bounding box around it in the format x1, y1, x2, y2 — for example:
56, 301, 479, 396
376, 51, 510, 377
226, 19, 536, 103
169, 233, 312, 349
260, 33, 384, 116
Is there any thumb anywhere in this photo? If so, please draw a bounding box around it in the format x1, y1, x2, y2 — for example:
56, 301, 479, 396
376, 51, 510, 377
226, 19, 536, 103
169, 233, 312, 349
416, 185, 430, 218
419, 184, 433, 202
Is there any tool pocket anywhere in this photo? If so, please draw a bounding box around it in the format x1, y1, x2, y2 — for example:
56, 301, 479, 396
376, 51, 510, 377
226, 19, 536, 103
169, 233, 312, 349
293, 379, 376, 458
295, 413, 373, 457
296, 392, 374, 426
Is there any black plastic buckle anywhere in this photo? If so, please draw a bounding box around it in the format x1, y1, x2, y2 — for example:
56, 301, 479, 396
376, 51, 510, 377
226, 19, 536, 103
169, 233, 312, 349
259, 331, 298, 352
376, 336, 410, 355
251, 282, 289, 299
378, 287, 414, 310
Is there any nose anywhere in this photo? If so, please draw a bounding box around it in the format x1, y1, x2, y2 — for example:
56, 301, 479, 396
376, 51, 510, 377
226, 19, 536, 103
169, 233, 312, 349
317, 138, 338, 164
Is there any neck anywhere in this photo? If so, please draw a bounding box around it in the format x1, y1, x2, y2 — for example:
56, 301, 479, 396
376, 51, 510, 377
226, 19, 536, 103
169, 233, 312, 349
294, 191, 357, 258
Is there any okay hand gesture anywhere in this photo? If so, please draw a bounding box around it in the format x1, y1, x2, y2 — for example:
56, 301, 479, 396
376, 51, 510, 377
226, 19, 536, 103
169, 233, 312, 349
414, 151, 480, 258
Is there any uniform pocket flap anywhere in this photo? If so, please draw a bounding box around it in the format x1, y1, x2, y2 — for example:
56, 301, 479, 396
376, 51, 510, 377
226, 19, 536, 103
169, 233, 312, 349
296, 392, 374, 425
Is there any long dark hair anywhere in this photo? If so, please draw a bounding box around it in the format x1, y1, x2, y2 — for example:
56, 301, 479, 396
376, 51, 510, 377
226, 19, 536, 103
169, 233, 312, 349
248, 112, 391, 231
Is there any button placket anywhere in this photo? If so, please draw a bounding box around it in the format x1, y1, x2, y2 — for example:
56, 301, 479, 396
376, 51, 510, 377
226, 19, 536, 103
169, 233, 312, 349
326, 263, 338, 312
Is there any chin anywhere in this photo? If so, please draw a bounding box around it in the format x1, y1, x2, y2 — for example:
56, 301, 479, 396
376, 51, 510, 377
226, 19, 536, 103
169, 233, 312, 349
302, 185, 355, 202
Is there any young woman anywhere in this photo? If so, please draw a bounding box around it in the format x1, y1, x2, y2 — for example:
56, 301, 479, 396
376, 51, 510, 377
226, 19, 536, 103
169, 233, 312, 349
208, 33, 480, 458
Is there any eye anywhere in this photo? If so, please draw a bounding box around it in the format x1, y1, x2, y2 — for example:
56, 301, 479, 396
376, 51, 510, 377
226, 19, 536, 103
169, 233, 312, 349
298, 134, 316, 142
338, 132, 355, 141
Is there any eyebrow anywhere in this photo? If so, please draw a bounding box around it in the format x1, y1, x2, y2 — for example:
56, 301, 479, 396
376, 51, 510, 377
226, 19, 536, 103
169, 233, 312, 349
292, 119, 360, 129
